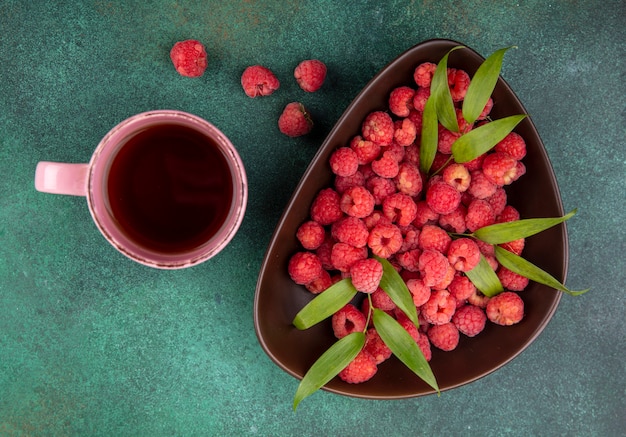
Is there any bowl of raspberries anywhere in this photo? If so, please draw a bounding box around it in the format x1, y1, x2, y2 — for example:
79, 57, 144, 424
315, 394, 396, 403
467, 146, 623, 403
254, 39, 568, 400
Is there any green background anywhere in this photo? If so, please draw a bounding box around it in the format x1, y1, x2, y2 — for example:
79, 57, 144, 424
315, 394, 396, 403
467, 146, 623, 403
1, 1, 624, 435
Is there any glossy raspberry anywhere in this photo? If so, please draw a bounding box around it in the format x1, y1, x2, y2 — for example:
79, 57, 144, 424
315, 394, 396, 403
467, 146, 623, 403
418, 224, 452, 253
170, 40, 208, 77
452, 304, 487, 337
288, 251, 324, 285
465, 199, 496, 232
371, 151, 400, 179
486, 291, 524, 326
350, 258, 383, 294
438, 204, 467, 234
294, 59, 327, 92
305, 269, 333, 294
388, 86, 415, 117
331, 216, 369, 248
241, 65, 280, 97
371, 287, 397, 311
310, 188, 343, 225
418, 249, 451, 288
278, 102, 313, 137
393, 118, 417, 147
362, 111, 394, 146
338, 349, 378, 384
296, 220, 326, 250
467, 170, 498, 199
382, 192, 418, 227
350, 135, 381, 165
340, 186, 375, 218
447, 238, 481, 272
448, 274, 476, 301
412, 86, 430, 112
447, 68, 471, 102
394, 162, 423, 197
497, 266, 529, 291
413, 201, 439, 228
368, 222, 403, 259
366, 176, 396, 205
427, 322, 459, 351
332, 304, 367, 338
495, 132, 527, 160
443, 163, 471, 192
413, 62, 437, 87
364, 328, 393, 364
407, 278, 431, 307
395, 248, 421, 272
330, 147, 359, 177
330, 242, 368, 272
437, 125, 461, 154
482, 152, 519, 186
426, 180, 462, 215
334, 170, 366, 195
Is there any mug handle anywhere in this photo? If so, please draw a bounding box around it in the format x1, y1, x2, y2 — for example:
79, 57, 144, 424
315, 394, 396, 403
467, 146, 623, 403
35, 162, 89, 196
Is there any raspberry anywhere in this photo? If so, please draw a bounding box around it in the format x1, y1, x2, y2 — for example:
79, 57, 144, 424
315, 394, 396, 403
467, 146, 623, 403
332, 304, 367, 338
382, 192, 418, 227
395, 249, 421, 272
486, 291, 524, 326
497, 266, 529, 291
447, 238, 481, 272
388, 86, 415, 117
169, 40, 208, 77
350, 258, 383, 293
452, 304, 486, 337
278, 102, 313, 137
368, 222, 403, 258
437, 125, 461, 154
495, 132, 527, 160
416, 331, 433, 361
394, 162, 423, 197
421, 289, 456, 325
350, 135, 381, 165
418, 224, 452, 253
465, 199, 496, 232
305, 269, 333, 294
500, 238, 525, 256
467, 170, 498, 199
438, 204, 467, 234
403, 142, 421, 166
334, 170, 365, 195
366, 176, 396, 205
478, 97, 494, 120
294, 59, 327, 92
338, 349, 378, 384
331, 216, 369, 248
340, 186, 375, 218
310, 188, 343, 225
497, 204, 521, 223
364, 328, 393, 364
468, 288, 491, 308
486, 187, 508, 217
475, 239, 495, 257
371, 151, 400, 179
363, 210, 392, 230
400, 225, 421, 252
407, 278, 431, 307
413, 201, 439, 228
433, 264, 456, 290
413, 62, 437, 87
315, 234, 335, 270
288, 251, 324, 285
393, 118, 417, 147
448, 274, 476, 301
412, 86, 430, 112
418, 249, 451, 288
482, 152, 519, 186
362, 111, 394, 146
463, 154, 486, 172
371, 287, 397, 311
330, 147, 359, 177
396, 311, 420, 342
442, 163, 471, 192
427, 322, 459, 351
426, 181, 462, 215
296, 220, 326, 250
330, 242, 368, 272
241, 65, 280, 97
386, 143, 406, 163
447, 68, 471, 102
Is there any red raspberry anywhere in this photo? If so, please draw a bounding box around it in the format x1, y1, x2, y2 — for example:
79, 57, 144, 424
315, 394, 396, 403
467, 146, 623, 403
421, 289, 456, 325
413, 201, 440, 228
443, 163, 471, 192
364, 328, 393, 364
334, 170, 366, 195
395, 248, 421, 272
350, 135, 381, 165
426, 181, 462, 215
468, 288, 491, 308
330, 147, 359, 177
310, 188, 343, 225
366, 176, 396, 205
482, 152, 520, 186
447, 238, 481, 272
447, 68, 471, 102
500, 238, 525, 256
386, 143, 406, 162
478, 97, 494, 120
371, 287, 397, 311
363, 210, 392, 230
497, 204, 521, 223
396, 311, 420, 342
418, 250, 451, 288
418, 224, 452, 253
332, 304, 367, 338
170, 40, 208, 77
350, 258, 383, 294
368, 222, 403, 258
241, 65, 280, 97
416, 331, 433, 361
400, 225, 421, 252
407, 278, 431, 307
465, 199, 496, 232
315, 234, 335, 270
305, 269, 333, 294
486, 291, 524, 325
388, 86, 415, 117
394, 162, 423, 197
382, 192, 418, 227
278, 102, 313, 137
362, 111, 394, 146
296, 220, 326, 250
427, 322, 459, 351
467, 170, 498, 199
452, 304, 486, 337
340, 186, 375, 218
412, 86, 430, 112
331, 216, 369, 248
338, 349, 378, 384
413, 62, 437, 87
438, 204, 467, 234
448, 274, 476, 301
371, 151, 400, 179
463, 154, 486, 173
437, 125, 461, 154
403, 142, 421, 166
475, 239, 495, 257
433, 264, 456, 290
497, 266, 529, 291
495, 132, 527, 160
330, 242, 368, 272
288, 251, 324, 285
294, 59, 326, 92
486, 187, 508, 217
393, 118, 417, 147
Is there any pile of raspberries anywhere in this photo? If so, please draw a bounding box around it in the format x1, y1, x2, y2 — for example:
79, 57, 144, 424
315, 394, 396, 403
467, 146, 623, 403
288, 61, 528, 384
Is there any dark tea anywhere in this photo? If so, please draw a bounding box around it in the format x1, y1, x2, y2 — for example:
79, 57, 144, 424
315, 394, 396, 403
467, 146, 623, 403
107, 123, 234, 253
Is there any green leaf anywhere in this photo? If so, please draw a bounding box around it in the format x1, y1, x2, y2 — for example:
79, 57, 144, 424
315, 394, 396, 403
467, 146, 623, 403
465, 254, 504, 297
293, 332, 365, 411
473, 209, 577, 244
431, 46, 464, 133
451, 114, 527, 163
419, 94, 438, 175
292, 278, 358, 330
494, 246, 590, 296
462, 46, 515, 124
372, 309, 439, 393
375, 256, 419, 327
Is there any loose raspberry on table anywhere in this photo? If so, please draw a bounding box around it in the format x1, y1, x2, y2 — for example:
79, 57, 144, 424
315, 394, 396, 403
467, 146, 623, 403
448, 274, 476, 301
426, 180, 462, 215
389, 86, 415, 117
330, 147, 359, 177
438, 204, 467, 234
362, 111, 394, 146
393, 118, 417, 147
486, 291, 524, 325
467, 170, 498, 199
413, 201, 440, 228
330, 242, 368, 272
497, 266, 529, 291
407, 278, 431, 307
305, 269, 333, 294
350, 135, 381, 165
421, 289, 456, 325
412, 86, 430, 112
310, 188, 343, 225
170, 39, 208, 77
395, 248, 421, 272
334, 170, 366, 195
447, 238, 481, 272
368, 222, 403, 259
371, 287, 397, 311
382, 192, 418, 227
331, 216, 369, 248
340, 185, 375, 218
443, 163, 471, 192
465, 198, 496, 232
371, 151, 400, 179
364, 328, 392, 364
366, 176, 396, 205
294, 59, 327, 92
241, 65, 280, 97
419, 250, 452, 288
427, 322, 460, 351
338, 349, 378, 384
394, 162, 423, 197
482, 152, 520, 186
278, 102, 313, 137
452, 304, 486, 337
288, 251, 324, 285
418, 224, 452, 254
296, 220, 326, 250
350, 258, 383, 293
495, 131, 527, 160
332, 304, 367, 338
413, 62, 437, 87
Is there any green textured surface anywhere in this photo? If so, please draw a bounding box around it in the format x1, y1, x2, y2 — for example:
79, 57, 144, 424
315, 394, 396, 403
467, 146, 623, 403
1, 1, 624, 435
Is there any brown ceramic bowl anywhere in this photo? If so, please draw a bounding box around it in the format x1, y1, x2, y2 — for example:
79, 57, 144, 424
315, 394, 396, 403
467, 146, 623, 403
254, 39, 567, 399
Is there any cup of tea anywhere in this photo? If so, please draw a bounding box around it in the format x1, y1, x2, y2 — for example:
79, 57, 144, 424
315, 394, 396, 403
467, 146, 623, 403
35, 110, 248, 269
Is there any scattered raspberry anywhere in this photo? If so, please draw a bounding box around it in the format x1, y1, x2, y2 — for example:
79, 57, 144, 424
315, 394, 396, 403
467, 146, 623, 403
443, 163, 471, 192
241, 65, 280, 97
447, 238, 481, 272
350, 258, 383, 293
482, 152, 519, 186
296, 220, 325, 250
170, 40, 208, 78
305, 269, 333, 294
497, 266, 529, 291
368, 222, 403, 258
334, 170, 365, 195
364, 328, 393, 364
427, 322, 459, 351
332, 304, 367, 338
486, 291, 524, 326
407, 278, 431, 307
418, 224, 452, 253
288, 251, 324, 285
330, 242, 368, 272
418, 250, 451, 288
438, 204, 467, 234
278, 102, 313, 137
413, 201, 440, 228
350, 136, 381, 165
294, 59, 327, 92
329, 147, 359, 177
361, 111, 394, 146
448, 274, 476, 301
394, 162, 423, 197
388, 86, 415, 117
338, 349, 378, 384
331, 216, 369, 248
366, 176, 396, 205
426, 180, 462, 215
495, 132, 527, 160
371, 151, 400, 179
371, 287, 397, 311
413, 62, 437, 87
447, 68, 471, 102
340, 186, 375, 218
467, 170, 498, 199
382, 193, 418, 227
412, 86, 430, 112
465, 199, 496, 232
393, 118, 417, 146
310, 188, 343, 225
452, 304, 486, 337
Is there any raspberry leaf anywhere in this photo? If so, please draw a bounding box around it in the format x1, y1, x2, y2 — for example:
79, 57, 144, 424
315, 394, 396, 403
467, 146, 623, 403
465, 254, 504, 297
292, 332, 365, 411
372, 308, 439, 393
419, 94, 438, 174
292, 278, 358, 330
451, 114, 527, 163
462, 46, 516, 124
494, 246, 590, 296
431, 46, 464, 133
473, 209, 577, 244
375, 256, 419, 327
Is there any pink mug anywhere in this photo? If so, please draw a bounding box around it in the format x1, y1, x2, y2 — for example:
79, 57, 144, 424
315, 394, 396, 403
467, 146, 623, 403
35, 110, 248, 269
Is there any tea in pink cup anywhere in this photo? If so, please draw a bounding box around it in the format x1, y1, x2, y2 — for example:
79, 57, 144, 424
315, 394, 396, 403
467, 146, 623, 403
35, 110, 248, 269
